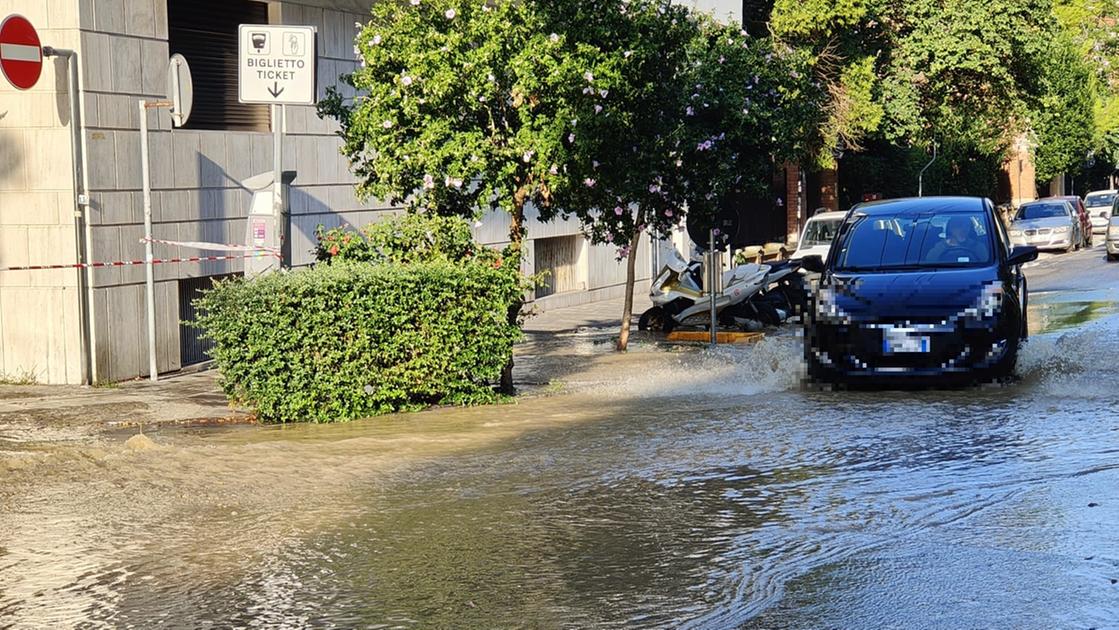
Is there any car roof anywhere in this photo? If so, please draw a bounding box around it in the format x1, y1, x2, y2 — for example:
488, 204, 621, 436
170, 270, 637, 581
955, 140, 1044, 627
851, 196, 987, 215
1021, 199, 1070, 206
807, 211, 847, 221
1086, 190, 1117, 196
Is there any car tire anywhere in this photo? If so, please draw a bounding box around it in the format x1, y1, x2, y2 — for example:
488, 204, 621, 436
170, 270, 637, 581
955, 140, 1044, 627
1108, 253, 1118, 262
638, 307, 665, 332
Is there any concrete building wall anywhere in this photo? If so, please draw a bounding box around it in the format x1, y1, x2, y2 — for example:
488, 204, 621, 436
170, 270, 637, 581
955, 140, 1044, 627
0, 0, 85, 384
77, 0, 385, 383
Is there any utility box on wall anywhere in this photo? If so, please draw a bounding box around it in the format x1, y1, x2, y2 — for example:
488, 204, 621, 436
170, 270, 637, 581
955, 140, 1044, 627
241, 170, 297, 276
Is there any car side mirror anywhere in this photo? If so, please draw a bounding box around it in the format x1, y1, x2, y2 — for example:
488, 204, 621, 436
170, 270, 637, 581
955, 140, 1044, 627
800, 254, 825, 273
1007, 245, 1038, 266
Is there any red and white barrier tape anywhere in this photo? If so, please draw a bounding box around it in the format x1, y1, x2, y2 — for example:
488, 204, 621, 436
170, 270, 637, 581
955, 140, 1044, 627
0, 252, 279, 272
140, 237, 280, 253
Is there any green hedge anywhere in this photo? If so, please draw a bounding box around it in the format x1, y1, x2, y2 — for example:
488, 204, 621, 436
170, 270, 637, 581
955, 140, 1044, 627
314, 213, 485, 265
193, 260, 522, 423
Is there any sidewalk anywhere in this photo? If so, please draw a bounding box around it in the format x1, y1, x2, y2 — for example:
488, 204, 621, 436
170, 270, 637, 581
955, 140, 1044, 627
523, 295, 650, 333
0, 296, 654, 435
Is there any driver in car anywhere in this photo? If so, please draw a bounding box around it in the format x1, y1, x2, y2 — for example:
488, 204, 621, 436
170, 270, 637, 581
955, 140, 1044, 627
927, 216, 985, 263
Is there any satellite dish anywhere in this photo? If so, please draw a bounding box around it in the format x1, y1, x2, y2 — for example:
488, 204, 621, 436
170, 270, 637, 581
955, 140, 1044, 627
686, 205, 739, 252
166, 54, 193, 128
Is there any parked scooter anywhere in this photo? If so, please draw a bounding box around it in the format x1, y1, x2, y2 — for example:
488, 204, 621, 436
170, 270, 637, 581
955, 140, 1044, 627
638, 248, 802, 332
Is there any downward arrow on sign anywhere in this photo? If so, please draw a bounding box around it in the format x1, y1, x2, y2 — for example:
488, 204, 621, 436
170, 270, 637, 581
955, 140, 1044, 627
267, 81, 284, 98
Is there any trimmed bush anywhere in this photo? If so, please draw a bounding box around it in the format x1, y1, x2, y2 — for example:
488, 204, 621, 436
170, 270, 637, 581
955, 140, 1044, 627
314, 213, 487, 265
193, 260, 522, 423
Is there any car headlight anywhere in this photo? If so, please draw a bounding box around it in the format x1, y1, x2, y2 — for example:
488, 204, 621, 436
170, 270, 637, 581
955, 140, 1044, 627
814, 285, 849, 322
1054, 226, 1071, 233
1009, 229, 1023, 237
958, 283, 1003, 323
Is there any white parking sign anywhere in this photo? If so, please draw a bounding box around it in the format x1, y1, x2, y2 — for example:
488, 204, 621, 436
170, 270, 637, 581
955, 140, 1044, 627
238, 24, 317, 105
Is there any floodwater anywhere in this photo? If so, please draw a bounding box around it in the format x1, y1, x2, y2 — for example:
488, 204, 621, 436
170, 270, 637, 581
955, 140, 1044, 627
2, 298, 1118, 628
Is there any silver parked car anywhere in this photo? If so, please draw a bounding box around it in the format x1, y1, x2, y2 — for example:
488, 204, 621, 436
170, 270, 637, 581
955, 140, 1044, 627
1008, 199, 1081, 252
1085, 189, 1117, 234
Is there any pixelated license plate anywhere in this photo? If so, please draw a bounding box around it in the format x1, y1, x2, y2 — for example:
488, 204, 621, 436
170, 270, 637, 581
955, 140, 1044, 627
882, 328, 931, 354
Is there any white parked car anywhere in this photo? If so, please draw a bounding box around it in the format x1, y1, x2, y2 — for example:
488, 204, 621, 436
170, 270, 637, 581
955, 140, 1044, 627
1085, 189, 1117, 234
791, 211, 846, 262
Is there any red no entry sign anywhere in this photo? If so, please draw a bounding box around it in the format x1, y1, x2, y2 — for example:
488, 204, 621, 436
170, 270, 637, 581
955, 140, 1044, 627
0, 15, 43, 90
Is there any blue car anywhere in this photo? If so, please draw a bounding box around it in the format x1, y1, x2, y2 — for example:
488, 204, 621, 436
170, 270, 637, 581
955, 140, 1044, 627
800, 197, 1038, 385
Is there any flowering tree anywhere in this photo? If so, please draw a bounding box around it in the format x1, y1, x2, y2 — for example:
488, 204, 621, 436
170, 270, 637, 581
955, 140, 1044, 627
539, 1, 820, 349
320, 0, 613, 391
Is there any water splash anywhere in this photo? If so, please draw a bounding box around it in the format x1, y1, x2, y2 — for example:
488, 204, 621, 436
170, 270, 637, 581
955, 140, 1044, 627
588, 335, 804, 399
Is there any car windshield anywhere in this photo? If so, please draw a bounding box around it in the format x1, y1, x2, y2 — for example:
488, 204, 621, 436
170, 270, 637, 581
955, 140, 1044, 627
835, 211, 993, 271
1085, 193, 1116, 208
1016, 203, 1069, 220
802, 218, 842, 247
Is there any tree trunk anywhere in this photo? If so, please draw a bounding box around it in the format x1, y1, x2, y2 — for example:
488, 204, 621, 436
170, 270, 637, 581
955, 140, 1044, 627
616, 228, 643, 352
499, 197, 527, 395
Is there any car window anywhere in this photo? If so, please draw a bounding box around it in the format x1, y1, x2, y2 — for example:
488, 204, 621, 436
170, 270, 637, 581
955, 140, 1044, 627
1016, 203, 1069, 220
802, 218, 842, 247
835, 211, 993, 270
1113, 200, 1119, 217
1085, 193, 1116, 208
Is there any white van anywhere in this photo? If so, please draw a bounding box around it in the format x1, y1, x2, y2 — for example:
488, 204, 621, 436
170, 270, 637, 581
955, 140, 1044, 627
791, 211, 847, 261
1085, 190, 1117, 233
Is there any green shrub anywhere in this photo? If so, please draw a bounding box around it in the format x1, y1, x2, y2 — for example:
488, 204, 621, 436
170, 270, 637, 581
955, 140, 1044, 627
193, 260, 522, 423
314, 213, 488, 265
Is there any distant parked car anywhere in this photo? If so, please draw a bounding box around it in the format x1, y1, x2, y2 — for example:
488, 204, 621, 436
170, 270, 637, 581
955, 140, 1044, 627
1085, 189, 1117, 234
1108, 198, 1119, 262
1049, 195, 1093, 248
1008, 199, 1081, 252
791, 210, 846, 262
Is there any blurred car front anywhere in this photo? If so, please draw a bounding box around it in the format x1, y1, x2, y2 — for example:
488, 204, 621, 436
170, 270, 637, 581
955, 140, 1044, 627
803, 197, 1037, 386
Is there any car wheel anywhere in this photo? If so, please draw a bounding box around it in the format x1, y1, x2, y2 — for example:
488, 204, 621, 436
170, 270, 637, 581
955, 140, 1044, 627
1108, 253, 1118, 262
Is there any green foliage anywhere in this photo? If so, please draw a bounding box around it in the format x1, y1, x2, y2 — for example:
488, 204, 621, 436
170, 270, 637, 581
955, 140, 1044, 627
533, 0, 821, 253
838, 140, 1004, 205
319, 0, 599, 236
770, 0, 879, 39
192, 260, 522, 423
879, 0, 1057, 155
314, 213, 480, 264
1032, 35, 1096, 181
1054, 0, 1119, 163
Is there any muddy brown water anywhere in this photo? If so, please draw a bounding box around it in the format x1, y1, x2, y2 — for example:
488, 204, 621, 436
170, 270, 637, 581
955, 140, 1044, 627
1, 297, 1118, 629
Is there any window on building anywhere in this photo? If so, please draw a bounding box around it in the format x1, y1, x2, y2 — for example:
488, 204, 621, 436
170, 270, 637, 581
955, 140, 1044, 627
168, 0, 271, 132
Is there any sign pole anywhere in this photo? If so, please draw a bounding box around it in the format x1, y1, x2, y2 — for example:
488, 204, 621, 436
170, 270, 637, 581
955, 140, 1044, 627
709, 228, 717, 348
139, 99, 158, 382
272, 103, 283, 267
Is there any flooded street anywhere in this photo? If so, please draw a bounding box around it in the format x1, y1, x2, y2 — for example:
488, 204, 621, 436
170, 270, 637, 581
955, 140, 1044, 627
2, 248, 1118, 629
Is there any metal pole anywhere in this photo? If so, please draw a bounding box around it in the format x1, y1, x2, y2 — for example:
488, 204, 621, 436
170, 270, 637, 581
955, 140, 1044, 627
43, 47, 96, 385
140, 100, 158, 382
272, 104, 283, 268
709, 228, 717, 348
918, 142, 937, 197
